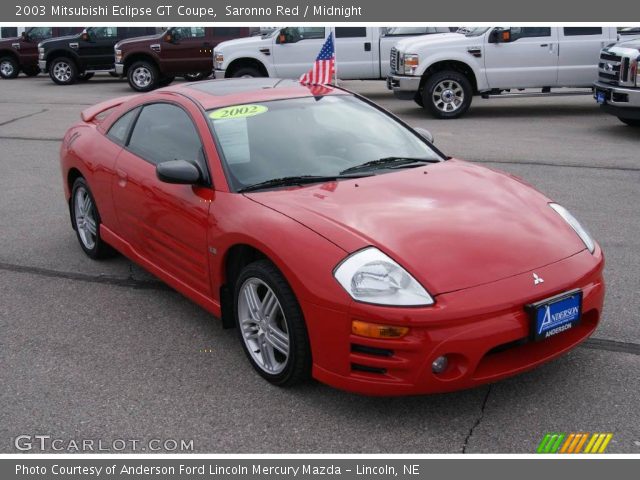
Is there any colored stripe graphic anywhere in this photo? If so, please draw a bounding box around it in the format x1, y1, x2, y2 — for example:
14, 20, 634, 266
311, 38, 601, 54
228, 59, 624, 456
538, 433, 613, 453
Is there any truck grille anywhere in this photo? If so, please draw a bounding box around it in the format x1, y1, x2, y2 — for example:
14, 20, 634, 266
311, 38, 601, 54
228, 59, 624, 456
598, 51, 629, 85
390, 47, 399, 74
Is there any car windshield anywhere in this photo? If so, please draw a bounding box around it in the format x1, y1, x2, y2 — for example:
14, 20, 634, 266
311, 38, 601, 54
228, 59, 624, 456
463, 27, 490, 37
207, 95, 442, 191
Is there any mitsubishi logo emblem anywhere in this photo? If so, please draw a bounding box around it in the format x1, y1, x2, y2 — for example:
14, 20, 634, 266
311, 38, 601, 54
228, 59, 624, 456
533, 273, 544, 285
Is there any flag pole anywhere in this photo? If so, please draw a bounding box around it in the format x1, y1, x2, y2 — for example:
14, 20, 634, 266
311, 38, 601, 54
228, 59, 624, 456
332, 27, 338, 87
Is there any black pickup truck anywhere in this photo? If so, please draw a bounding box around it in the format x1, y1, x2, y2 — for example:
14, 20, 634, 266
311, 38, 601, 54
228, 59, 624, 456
38, 27, 159, 85
0, 27, 82, 79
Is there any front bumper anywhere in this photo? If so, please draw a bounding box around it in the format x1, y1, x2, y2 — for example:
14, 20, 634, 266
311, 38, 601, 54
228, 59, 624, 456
114, 63, 124, 75
306, 248, 604, 396
594, 81, 640, 119
215, 68, 227, 79
387, 74, 421, 100
38, 60, 47, 72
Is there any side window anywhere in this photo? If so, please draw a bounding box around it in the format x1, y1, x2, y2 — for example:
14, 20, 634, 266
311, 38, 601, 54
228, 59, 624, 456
510, 27, 552, 41
28, 27, 52, 40
335, 27, 367, 38
172, 27, 206, 40
298, 27, 325, 40
107, 107, 140, 145
563, 27, 603, 36
91, 27, 117, 40
58, 28, 79, 37
127, 104, 203, 167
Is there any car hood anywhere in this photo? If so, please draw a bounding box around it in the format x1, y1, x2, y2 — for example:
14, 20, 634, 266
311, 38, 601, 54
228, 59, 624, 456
0, 36, 20, 46
246, 160, 586, 295
616, 38, 640, 50
394, 32, 470, 53
39, 34, 80, 47
215, 35, 265, 51
115, 34, 163, 50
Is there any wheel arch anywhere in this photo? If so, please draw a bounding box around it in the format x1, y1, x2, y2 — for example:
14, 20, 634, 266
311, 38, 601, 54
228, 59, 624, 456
46, 49, 78, 68
0, 49, 19, 63
123, 52, 159, 76
420, 60, 479, 94
66, 167, 85, 229
225, 57, 269, 78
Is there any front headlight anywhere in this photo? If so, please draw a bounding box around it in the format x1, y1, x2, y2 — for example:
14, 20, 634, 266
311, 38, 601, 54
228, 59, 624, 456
334, 247, 434, 306
38, 46, 44, 60
214, 51, 224, 69
114, 48, 122, 63
549, 203, 595, 254
402, 54, 419, 75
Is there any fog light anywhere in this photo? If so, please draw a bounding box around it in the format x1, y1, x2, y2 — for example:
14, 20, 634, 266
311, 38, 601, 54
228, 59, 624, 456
352, 320, 409, 339
432, 355, 448, 374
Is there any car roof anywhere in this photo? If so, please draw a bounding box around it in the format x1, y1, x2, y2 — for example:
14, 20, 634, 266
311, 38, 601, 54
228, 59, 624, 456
160, 78, 350, 110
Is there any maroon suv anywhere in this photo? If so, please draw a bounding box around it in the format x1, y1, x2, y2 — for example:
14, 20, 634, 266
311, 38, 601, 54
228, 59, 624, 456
0, 27, 82, 79
115, 27, 253, 91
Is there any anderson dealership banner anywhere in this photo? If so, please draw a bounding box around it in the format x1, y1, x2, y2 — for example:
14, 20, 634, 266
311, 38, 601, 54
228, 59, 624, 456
3, 0, 640, 22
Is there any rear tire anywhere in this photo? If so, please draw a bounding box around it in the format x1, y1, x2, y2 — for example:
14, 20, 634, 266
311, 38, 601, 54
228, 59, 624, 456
0, 56, 19, 79
422, 70, 472, 119
49, 57, 77, 85
127, 60, 159, 92
234, 260, 311, 386
618, 117, 640, 127
70, 177, 115, 259
230, 66, 264, 78
183, 71, 209, 81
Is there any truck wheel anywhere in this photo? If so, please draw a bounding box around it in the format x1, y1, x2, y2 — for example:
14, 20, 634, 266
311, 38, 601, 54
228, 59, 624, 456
618, 117, 640, 127
413, 93, 424, 107
422, 70, 472, 119
22, 66, 40, 77
184, 72, 209, 81
49, 57, 77, 85
0, 56, 19, 79
77, 72, 94, 82
128, 60, 159, 92
158, 76, 174, 87
231, 66, 265, 78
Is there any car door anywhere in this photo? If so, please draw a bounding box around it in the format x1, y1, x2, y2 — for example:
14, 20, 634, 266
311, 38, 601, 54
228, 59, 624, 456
111, 102, 213, 297
557, 27, 609, 86
79, 27, 119, 70
161, 27, 211, 74
333, 27, 375, 79
483, 27, 559, 88
272, 27, 326, 78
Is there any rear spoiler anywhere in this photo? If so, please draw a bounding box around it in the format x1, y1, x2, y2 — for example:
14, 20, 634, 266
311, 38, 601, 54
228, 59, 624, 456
80, 95, 139, 123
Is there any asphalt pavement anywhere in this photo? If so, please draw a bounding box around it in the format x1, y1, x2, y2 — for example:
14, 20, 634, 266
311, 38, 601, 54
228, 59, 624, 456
0, 75, 638, 453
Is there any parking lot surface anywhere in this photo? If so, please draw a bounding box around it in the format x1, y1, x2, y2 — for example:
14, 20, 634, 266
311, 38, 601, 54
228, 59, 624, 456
0, 75, 638, 453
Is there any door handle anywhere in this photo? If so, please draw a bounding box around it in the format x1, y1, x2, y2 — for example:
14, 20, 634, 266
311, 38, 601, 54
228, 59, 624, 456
540, 44, 549, 47
116, 168, 128, 187
364, 42, 371, 52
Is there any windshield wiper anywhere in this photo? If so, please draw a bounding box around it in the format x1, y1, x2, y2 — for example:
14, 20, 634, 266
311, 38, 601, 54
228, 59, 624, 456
238, 174, 366, 193
339, 157, 437, 175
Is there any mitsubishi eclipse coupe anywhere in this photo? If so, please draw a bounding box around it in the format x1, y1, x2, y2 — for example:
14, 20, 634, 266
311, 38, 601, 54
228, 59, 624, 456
60, 78, 604, 395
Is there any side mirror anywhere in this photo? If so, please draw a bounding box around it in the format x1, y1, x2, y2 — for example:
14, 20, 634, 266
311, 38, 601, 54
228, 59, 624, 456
494, 28, 511, 43
163, 28, 175, 43
21, 31, 29, 41
156, 160, 202, 185
414, 127, 434, 144
81, 32, 91, 42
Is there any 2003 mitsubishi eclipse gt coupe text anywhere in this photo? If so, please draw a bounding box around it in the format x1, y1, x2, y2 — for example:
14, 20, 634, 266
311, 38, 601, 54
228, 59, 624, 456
60, 78, 604, 395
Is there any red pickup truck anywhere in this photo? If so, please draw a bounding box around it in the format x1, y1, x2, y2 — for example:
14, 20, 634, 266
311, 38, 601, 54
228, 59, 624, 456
0, 27, 82, 79
114, 27, 253, 91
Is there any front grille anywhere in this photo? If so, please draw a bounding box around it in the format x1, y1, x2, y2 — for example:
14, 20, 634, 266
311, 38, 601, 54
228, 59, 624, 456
598, 52, 622, 85
390, 47, 398, 74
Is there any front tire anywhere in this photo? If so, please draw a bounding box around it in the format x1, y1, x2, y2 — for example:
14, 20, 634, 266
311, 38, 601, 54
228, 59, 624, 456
0, 56, 19, 79
619, 117, 640, 127
49, 57, 77, 85
230, 66, 265, 78
71, 177, 114, 259
183, 71, 209, 81
127, 60, 159, 92
422, 70, 472, 119
234, 260, 311, 386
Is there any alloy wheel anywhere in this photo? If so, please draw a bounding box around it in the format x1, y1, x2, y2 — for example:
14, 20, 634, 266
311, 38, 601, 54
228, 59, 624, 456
237, 278, 290, 374
132, 66, 152, 88
432, 79, 465, 113
53, 61, 72, 83
0, 60, 15, 77
74, 186, 97, 250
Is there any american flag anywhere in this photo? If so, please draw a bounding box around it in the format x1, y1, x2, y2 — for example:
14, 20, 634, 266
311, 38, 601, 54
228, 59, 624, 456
299, 32, 335, 86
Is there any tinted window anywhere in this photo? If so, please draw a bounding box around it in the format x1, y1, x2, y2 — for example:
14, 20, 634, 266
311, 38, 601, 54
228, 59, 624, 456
172, 27, 206, 40
107, 108, 140, 144
127, 104, 203, 166
214, 27, 242, 36
90, 27, 117, 40
58, 28, 80, 36
27, 27, 52, 40
297, 27, 325, 40
510, 27, 551, 41
335, 27, 367, 38
564, 27, 603, 36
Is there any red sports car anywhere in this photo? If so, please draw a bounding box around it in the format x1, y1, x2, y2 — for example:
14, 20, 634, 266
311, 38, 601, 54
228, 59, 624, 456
60, 78, 604, 395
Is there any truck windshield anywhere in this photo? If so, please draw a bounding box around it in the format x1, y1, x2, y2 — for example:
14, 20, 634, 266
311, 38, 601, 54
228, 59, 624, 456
463, 27, 490, 37
208, 95, 442, 191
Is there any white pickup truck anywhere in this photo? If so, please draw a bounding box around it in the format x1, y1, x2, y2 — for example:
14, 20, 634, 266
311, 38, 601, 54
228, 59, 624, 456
213, 26, 450, 80
388, 27, 640, 118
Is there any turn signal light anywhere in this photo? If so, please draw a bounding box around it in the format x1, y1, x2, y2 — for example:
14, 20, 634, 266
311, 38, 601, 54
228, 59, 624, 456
352, 320, 409, 339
